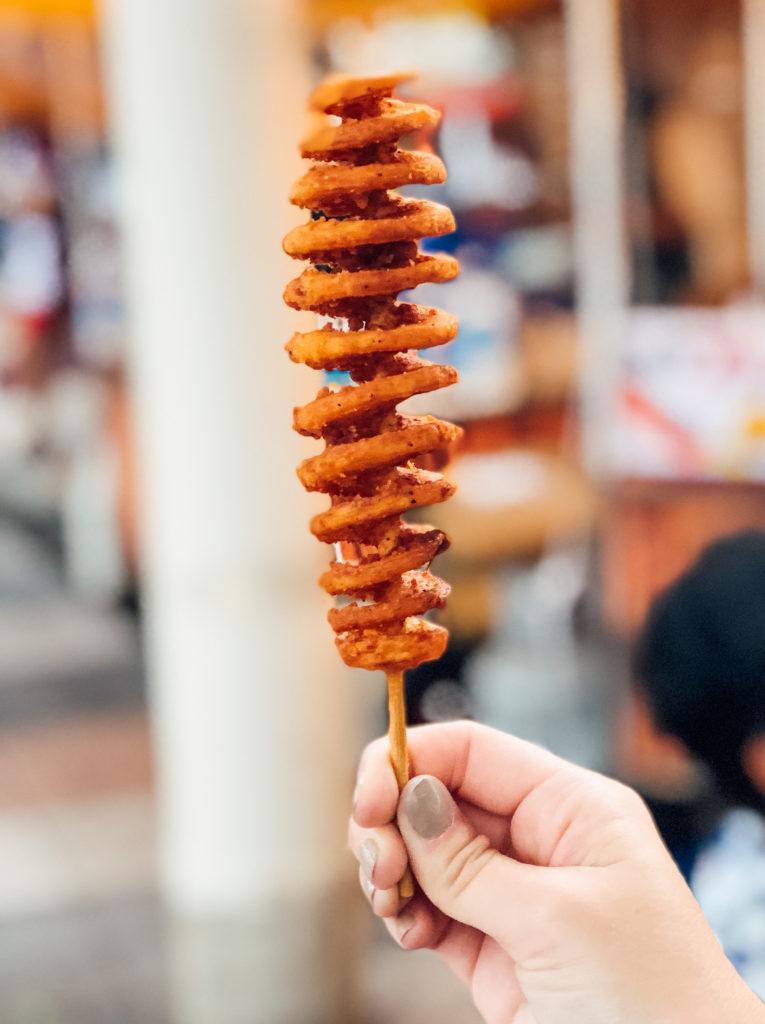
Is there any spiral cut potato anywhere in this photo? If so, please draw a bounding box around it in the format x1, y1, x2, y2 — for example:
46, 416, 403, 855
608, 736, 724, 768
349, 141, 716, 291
284, 71, 461, 672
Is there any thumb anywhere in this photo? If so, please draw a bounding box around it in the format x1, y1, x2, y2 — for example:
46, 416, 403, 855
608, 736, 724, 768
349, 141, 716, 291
398, 775, 540, 942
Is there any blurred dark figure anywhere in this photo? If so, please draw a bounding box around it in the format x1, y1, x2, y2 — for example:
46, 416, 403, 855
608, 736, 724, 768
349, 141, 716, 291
636, 530, 765, 811
635, 530, 765, 995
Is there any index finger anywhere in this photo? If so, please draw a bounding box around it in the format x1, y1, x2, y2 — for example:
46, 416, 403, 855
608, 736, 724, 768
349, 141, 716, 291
353, 720, 566, 829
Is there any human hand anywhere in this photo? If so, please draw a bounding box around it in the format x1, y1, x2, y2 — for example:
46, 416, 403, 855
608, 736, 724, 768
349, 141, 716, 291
349, 721, 765, 1024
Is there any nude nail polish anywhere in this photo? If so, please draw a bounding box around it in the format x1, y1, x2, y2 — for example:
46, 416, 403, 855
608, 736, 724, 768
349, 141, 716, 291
402, 776, 454, 839
358, 838, 378, 881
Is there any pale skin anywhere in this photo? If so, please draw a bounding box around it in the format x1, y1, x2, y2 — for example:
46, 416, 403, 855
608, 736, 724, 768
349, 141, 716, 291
350, 721, 765, 1024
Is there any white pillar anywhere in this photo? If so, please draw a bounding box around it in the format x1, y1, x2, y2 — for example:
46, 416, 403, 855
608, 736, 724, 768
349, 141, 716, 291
744, 0, 765, 296
100, 0, 353, 918
565, 0, 629, 476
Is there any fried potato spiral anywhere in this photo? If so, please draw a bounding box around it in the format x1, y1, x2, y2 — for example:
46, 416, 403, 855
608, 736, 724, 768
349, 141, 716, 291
284, 72, 461, 672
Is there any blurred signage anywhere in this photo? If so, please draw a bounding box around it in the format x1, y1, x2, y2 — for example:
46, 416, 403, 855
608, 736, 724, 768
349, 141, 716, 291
616, 306, 765, 481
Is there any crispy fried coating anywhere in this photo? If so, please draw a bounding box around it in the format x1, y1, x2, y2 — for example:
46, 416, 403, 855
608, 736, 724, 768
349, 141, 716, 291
289, 151, 446, 209
328, 570, 449, 631
283, 253, 459, 310
294, 364, 457, 438
283, 199, 454, 258
319, 525, 448, 595
285, 72, 460, 672
309, 468, 455, 544
297, 416, 462, 491
308, 71, 416, 112
286, 306, 458, 370
300, 100, 440, 159
336, 617, 449, 671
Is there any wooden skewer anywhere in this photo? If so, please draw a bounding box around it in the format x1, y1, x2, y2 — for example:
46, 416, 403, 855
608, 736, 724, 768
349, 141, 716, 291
386, 669, 415, 899
336, 546, 415, 896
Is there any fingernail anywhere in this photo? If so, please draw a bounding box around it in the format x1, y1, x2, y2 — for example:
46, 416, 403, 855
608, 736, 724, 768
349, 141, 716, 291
395, 911, 416, 945
362, 875, 375, 898
358, 838, 378, 882
402, 776, 454, 839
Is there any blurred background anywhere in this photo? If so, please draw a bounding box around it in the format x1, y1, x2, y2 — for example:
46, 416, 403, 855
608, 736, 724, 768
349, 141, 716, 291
1, 0, 765, 1021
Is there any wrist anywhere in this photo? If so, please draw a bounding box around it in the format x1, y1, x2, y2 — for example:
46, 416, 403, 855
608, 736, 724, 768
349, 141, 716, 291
666, 959, 765, 1024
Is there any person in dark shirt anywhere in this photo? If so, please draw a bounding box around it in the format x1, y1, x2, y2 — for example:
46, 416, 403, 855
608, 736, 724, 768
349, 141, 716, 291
634, 529, 765, 994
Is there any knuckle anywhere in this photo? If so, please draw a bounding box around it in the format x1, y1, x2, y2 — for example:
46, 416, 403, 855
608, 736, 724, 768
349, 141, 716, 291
604, 780, 651, 827
588, 774, 647, 821
607, 778, 642, 808
442, 833, 497, 902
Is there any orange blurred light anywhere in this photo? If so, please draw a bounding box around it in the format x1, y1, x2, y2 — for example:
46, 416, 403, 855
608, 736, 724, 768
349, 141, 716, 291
307, 0, 557, 28
0, 0, 94, 21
